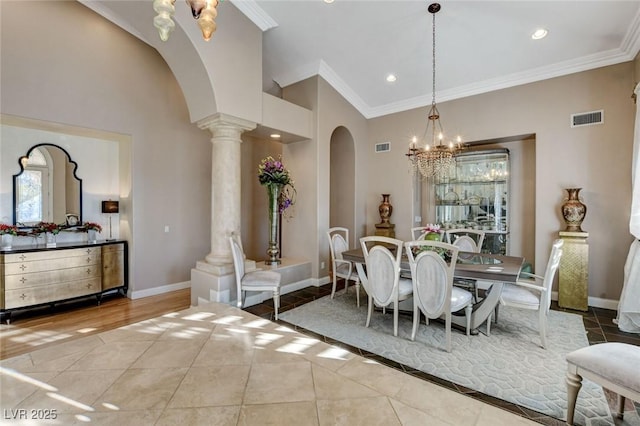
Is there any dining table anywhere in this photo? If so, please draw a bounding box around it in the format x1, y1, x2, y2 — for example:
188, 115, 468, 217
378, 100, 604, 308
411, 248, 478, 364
342, 247, 525, 334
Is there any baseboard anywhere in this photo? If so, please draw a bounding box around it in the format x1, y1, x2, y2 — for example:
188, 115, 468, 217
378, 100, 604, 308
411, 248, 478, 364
551, 291, 619, 311
129, 281, 191, 300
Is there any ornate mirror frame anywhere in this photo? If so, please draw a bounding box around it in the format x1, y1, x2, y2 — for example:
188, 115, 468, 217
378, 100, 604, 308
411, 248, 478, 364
12, 143, 83, 228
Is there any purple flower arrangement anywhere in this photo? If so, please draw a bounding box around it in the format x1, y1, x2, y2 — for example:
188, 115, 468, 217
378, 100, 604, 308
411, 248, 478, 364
258, 156, 296, 214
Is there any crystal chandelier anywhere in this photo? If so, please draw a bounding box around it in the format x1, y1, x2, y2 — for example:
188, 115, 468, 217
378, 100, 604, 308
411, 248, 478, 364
406, 3, 463, 179
153, 0, 219, 42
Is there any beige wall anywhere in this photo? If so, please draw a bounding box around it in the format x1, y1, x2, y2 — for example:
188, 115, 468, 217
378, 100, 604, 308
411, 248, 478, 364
1, 1, 212, 293
330, 126, 357, 243
368, 63, 635, 300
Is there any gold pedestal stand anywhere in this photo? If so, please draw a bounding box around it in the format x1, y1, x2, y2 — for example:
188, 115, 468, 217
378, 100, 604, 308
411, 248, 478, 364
558, 231, 589, 311
374, 223, 396, 239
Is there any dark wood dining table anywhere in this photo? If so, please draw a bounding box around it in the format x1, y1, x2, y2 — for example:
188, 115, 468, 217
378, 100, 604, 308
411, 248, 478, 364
342, 247, 525, 334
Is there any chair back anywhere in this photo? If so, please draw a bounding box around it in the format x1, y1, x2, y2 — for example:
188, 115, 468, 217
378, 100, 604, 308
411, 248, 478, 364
446, 229, 485, 253
541, 239, 564, 313
229, 235, 245, 293
327, 227, 349, 262
411, 227, 427, 240
360, 236, 403, 307
405, 240, 459, 318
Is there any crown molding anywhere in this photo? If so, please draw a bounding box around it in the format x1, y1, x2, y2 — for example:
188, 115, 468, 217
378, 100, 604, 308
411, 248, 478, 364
229, 0, 278, 32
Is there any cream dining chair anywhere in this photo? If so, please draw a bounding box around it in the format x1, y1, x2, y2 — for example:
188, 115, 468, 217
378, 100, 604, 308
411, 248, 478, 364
404, 240, 473, 352
494, 239, 564, 349
229, 235, 281, 320
327, 227, 361, 306
445, 228, 485, 302
360, 236, 413, 337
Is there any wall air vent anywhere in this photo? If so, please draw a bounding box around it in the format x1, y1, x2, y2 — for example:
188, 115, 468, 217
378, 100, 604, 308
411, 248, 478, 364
571, 110, 603, 128
375, 142, 391, 153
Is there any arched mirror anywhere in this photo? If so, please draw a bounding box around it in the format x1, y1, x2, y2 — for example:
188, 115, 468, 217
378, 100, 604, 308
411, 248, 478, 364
13, 143, 82, 227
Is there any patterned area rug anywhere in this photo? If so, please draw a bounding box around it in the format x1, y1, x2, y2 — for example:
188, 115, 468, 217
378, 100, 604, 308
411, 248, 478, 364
280, 292, 614, 425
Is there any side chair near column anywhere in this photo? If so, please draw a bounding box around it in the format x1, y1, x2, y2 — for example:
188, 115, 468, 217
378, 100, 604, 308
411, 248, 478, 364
494, 239, 563, 348
359, 236, 413, 337
565, 342, 640, 425
327, 227, 361, 307
405, 240, 473, 352
229, 235, 281, 320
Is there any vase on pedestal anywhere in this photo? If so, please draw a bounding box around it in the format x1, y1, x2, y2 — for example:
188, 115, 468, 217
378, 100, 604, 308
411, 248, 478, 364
266, 183, 282, 265
561, 188, 587, 232
378, 194, 393, 224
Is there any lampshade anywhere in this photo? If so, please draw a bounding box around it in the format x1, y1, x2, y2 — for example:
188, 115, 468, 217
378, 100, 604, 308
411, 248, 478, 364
101, 200, 119, 214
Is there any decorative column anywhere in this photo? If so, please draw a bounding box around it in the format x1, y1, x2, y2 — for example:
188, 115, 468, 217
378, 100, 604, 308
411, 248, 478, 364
558, 231, 589, 311
190, 113, 256, 306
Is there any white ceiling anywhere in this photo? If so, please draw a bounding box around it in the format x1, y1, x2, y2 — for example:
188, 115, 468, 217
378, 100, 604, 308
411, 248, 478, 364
84, 1, 640, 121
247, 0, 640, 118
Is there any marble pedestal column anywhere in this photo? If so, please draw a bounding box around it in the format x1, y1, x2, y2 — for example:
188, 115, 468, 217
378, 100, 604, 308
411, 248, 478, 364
190, 113, 256, 306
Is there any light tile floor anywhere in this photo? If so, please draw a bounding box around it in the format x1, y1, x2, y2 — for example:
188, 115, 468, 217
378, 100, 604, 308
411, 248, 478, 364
0, 300, 538, 425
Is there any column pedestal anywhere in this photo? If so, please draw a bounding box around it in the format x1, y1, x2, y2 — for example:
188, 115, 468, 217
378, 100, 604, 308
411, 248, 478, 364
558, 231, 589, 311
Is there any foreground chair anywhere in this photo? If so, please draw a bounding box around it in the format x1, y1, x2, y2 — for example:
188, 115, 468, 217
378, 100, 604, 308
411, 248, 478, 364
229, 235, 281, 320
405, 240, 473, 352
566, 342, 640, 425
360, 236, 413, 337
327, 227, 361, 306
496, 239, 563, 348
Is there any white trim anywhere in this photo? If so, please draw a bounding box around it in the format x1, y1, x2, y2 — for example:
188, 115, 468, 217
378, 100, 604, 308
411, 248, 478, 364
129, 281, 191, 300
229, 0, 278, 32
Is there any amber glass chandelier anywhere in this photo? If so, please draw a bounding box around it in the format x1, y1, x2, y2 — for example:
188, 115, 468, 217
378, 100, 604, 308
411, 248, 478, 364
407, 3, 463, 179
153, 0, 219, 42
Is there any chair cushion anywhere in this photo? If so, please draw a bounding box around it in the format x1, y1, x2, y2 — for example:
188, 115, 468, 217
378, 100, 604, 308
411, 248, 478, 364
242, 270, 281, 287
566, 342, 640, 393
500, 283, 540, 307
450, 287, 473, 312
336, 263, 358, 281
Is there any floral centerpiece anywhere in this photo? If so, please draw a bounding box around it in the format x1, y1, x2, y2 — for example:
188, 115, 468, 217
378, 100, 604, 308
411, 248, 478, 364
0, 223, 18, 236
83, 222, 103, 232
35, 222, 61, 235
258, 155, 296, 214
258, 155, 296, 265
83, 222, 102, 243
422, 223, 443, 240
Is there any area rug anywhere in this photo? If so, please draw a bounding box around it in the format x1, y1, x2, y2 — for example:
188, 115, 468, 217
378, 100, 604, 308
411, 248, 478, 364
280, 292, 614, 425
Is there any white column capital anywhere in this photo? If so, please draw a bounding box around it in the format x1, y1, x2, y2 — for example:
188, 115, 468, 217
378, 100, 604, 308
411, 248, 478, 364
197, 113, 256, 139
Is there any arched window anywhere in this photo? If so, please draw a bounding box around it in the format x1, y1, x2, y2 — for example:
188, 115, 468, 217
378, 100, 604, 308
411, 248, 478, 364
16, 147, 52, 225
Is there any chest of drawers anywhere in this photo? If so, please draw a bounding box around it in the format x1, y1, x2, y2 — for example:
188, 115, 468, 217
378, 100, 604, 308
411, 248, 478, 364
0, 241, 128, 323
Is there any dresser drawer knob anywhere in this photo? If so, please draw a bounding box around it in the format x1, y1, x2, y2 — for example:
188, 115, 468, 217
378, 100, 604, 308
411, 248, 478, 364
86, 283, 93, 289
86, 268, 92, 275
19, 254, 26, 261
20, 293, 27, 300
20, 264, 27, 271
20, 277, 27, 284
86, 257, 92, 263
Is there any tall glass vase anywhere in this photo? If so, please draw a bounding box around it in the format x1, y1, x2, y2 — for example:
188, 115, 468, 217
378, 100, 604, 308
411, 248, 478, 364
266, 183, 282, 265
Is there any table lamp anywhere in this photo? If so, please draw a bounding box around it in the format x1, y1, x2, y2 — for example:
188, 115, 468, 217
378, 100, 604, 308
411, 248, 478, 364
101, 200, 119, 241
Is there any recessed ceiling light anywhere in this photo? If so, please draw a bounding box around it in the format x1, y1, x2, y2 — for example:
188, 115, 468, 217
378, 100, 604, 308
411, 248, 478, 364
324, 0, 335, 3
531, 28, 548, 40
386, 74, 397, 83
270, 133, 281, 139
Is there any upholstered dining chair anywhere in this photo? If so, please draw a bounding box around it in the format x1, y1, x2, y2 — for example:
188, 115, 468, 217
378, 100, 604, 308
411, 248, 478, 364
229, 235, 282, 320
327, 227, 361, 306
404, 240, 473, 352
495, 238, 563, 349
445, 228, 485, 253
445, 228, 486, 302
359, 236, 413, 337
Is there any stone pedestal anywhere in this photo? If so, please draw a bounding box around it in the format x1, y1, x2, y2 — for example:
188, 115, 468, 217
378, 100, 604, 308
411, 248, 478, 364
558, 231, 589, 311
